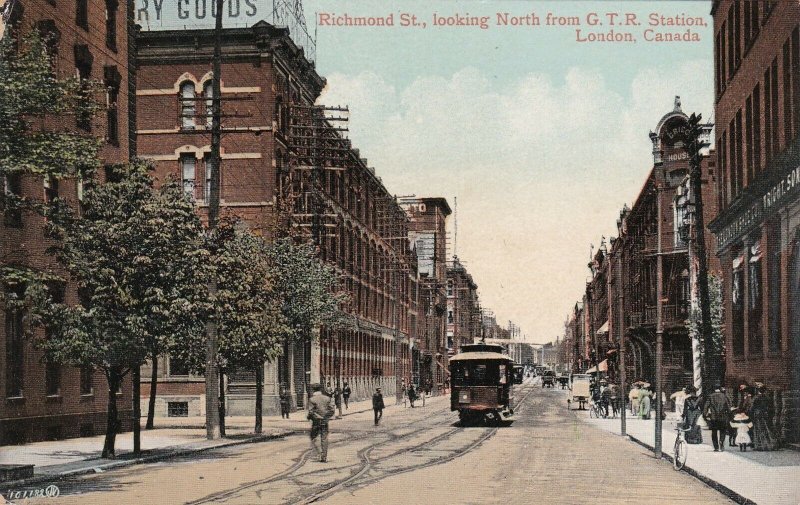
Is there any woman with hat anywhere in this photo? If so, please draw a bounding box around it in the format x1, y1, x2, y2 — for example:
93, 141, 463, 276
682, 385, 703, 444
750, 384, 779, 450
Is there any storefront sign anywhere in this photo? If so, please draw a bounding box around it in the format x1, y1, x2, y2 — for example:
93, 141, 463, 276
716, 164, 800, 250
135, 0, 267, 30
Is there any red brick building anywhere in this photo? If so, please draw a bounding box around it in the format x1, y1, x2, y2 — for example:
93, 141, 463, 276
708, 0, 800, 442
136, 22, 421, 415
1, 0, 134, 444
446, 257, 479, 354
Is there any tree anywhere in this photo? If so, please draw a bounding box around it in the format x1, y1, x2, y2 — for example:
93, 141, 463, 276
688, 273, 725, 387
267, 238, 349, 395
30, 162, 209, 458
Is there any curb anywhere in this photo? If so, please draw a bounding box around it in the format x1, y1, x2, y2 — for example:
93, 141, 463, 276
2, 430, 296, 490
624, 433, 756, 505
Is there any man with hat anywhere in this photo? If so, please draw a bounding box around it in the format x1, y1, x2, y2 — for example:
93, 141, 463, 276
307, 383, 335, 462
372, 387, 385, 426
703, 383, 732, 451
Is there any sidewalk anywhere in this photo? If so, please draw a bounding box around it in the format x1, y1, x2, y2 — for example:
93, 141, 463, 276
0, 391, 404, 487
582, 410, 800, 505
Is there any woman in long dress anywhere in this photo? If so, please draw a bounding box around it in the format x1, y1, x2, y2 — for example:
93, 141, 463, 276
750, 387, 779, 450
638, 384, 652, 420
682, 386, 703, 444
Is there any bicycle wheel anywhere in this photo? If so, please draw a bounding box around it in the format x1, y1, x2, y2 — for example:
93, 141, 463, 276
589, 405, 597, 419
673, 437, 687, 470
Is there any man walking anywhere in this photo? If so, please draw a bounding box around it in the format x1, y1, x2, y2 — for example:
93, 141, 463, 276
308, 383, 335, 462
372, 387, 385, 426
703, 384, 733, 452
342, 381, 351, 409
279, 384, 291, 419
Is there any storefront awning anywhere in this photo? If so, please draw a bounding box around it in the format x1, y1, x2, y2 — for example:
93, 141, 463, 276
596, 321, 609, 335
599, 359, 608, 372
586, 366, 597, 374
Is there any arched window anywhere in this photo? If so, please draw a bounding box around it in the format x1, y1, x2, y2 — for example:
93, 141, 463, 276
180, 81, 195, 129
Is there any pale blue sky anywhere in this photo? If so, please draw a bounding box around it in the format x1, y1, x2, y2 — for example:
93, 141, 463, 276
304, 0, 714, 343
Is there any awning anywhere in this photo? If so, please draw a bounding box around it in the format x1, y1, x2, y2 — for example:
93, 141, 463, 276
599, 359, 608, 372
596, 321, 609, 335
586, 366, 597, 374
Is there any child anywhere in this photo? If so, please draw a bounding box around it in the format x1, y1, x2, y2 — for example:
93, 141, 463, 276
730, 410, 754, 452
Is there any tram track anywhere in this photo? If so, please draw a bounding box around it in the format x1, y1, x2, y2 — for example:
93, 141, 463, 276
185, 383, 538, 505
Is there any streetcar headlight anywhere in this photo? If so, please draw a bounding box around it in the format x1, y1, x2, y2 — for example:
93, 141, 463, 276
459, 390, 471, 403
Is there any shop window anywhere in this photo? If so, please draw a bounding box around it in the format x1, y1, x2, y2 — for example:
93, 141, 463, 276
748, 241, 764, 355
732, 252, 744, 357
768, 223, 782, 354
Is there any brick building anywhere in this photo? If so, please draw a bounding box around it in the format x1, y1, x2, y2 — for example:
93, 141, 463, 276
1, 0, 134, 444
404, 198, 451, 392
446, 256, 480, 354
708, 0, 800, 442
136, 22, 420, 416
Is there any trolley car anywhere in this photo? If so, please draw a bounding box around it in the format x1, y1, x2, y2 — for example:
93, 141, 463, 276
449, 343, 522, 425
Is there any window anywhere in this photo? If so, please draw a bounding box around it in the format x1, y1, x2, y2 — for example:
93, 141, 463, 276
181, 155, 196, 200
74, 45, 93, 131
732, 252, 745, 357
447, 309, 454, 324
45, 362, 60, 396
104, 66, 120, 146
169, 355, 190, 376
35, 20, 60, 74
771, 58, 779, 157
765, 68, 772, 164
748, 240, 763, 355
202, 156, 214, 201
43, 176, 59, 204
168, 402, 189, 417
105, 0, 118, 51
746, 95, 753, 184
753, 84, 762, 175
3, 172, 23, 227
5, 285, 25, 398
80, 365, 93, 395
76, 0, 88, 30
204, 81, 213, 127
784, 39, 793, 145
447, 280, 453, 297
768, 222, 782, 354
794, 27, 800, 139
180, 81, 195, 129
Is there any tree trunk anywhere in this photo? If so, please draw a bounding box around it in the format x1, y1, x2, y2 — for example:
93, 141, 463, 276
146, 355, 158, 430
102, 369, 121, 459
255, 364, 263, 434
132, 367, 141, 454
219, 370, 226, 437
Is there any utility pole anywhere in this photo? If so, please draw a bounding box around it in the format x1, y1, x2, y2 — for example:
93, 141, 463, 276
204, 0, 223, 440
686, 113, 716, 394
655, 168, 664, 458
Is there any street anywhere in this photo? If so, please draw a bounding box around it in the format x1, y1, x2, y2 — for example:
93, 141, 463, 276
18, 381, 733, 505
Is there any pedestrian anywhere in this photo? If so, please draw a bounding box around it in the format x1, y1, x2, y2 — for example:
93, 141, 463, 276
703, 384, 732, 452
750, 384, 779, 451
736, 384, 754, 448
671, 387, 688, 419
342, 381, 351, 410
333, 385, 343, 419
629, 382, 640, 416
400, 379, 408, 408
307, 383, 335, 462
638, 383, 652, 420
730, 410, 753, 452
279, 384, 291, 419
681, 385, 703, 444
372, 387, 385, 426
408, 384, 417, 408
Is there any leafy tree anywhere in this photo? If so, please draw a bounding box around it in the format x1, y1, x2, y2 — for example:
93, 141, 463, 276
31, 162, 209, 458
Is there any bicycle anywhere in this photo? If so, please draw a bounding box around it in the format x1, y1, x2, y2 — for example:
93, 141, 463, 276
673, 425, 690, 470
588, 400, 607, 419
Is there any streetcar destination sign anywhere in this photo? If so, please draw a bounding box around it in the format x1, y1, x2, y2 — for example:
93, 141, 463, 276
135, 0, 268, 30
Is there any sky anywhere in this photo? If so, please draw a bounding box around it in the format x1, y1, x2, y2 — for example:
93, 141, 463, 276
298, 0, 715, 345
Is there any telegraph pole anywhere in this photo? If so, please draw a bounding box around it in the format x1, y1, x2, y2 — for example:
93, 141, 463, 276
204, 0, 223, 440
655, 168, 664, 458
686, 113, 716, 393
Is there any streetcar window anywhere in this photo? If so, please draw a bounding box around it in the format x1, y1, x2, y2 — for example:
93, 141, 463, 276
499, 365, 507, 384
